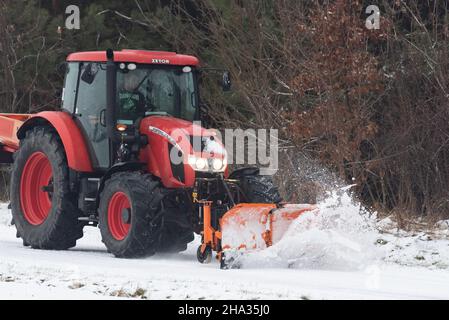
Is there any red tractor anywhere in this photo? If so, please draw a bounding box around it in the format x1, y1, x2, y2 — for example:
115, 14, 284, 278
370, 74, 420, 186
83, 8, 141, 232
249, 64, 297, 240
0, 49, 316, 268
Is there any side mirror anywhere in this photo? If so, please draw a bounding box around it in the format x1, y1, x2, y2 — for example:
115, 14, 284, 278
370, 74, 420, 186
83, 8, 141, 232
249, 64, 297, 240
222, 71, 232, 92
81, 63, 99, 84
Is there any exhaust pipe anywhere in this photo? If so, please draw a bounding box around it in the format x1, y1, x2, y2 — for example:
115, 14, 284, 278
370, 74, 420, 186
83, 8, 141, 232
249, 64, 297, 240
106, 49, 119, 143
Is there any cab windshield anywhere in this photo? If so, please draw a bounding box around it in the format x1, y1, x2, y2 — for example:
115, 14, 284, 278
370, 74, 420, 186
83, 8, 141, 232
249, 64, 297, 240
116, 64, 198, 123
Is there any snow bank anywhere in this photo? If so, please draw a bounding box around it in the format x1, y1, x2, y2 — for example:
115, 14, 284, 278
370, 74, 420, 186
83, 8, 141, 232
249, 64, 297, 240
377, 217, 449, 269
238, 187, 383, 270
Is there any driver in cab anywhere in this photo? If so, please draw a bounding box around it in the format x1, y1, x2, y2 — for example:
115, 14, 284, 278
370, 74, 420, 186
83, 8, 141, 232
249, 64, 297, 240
119, 72, 146, 121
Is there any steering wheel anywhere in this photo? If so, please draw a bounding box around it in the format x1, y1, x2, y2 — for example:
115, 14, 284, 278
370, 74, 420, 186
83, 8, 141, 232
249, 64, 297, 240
133, 74, 149, 94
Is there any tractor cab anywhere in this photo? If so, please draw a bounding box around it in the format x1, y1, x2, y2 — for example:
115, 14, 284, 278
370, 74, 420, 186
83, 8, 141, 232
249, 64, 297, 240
63, 49, 203, 170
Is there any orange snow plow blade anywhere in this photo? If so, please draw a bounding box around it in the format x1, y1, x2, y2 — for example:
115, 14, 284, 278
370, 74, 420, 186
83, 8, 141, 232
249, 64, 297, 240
197, 201, 318, 268
220, 203, 318, 252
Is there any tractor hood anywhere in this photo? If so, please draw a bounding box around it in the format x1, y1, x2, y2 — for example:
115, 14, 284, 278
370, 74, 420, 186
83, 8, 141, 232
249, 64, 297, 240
140, 116, 215, 137
139, 116, 228, 188
139, 115, 227, 158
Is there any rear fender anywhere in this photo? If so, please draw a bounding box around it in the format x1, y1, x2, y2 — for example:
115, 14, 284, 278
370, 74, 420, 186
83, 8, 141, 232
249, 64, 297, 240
17, 111, 94, 173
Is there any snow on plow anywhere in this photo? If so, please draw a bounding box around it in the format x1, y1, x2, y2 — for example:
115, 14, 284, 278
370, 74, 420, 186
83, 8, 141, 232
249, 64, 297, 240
196, 201, 319, 269
221, 204, 319, 250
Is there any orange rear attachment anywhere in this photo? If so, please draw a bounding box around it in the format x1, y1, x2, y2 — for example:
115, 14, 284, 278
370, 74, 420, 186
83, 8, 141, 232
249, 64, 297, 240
0, 114, 30, 151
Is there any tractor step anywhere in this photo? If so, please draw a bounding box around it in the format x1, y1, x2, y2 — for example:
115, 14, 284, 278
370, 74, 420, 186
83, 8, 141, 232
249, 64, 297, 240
78, 177, 101, 214
78, 215, 99, 226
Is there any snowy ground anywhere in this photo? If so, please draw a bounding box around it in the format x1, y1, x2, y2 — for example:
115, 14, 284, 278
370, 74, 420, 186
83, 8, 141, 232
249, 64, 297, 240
1, 192, 449, 300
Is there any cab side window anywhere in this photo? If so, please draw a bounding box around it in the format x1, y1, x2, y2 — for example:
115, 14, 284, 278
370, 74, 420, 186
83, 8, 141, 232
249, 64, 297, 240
77, 63, 106, 115
62, 62, 79, 113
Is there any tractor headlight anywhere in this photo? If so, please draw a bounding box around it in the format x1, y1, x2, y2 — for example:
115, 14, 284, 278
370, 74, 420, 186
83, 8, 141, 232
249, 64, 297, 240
212, 158, 225, 171
195, 158, 208, 171
187, 155, 227, 172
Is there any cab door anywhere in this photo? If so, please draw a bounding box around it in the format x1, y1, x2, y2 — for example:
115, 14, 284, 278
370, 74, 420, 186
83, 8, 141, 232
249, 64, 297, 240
74, 62, 111, 170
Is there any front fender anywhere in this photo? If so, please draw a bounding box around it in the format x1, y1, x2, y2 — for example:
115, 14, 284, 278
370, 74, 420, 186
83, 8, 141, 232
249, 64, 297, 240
95, 162, 145, 209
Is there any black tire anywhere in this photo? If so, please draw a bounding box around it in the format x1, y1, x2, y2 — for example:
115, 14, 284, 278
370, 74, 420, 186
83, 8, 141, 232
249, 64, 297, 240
158, 208, 194, 253
159, 228, 194, 253
239, 174, 283, 204
98, 172, 164, 258
197, 245, 212, 264
11, 127, 84, 250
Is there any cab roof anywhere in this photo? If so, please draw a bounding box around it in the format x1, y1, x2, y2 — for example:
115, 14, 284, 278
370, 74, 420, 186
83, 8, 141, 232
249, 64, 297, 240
67, 49, 200, 66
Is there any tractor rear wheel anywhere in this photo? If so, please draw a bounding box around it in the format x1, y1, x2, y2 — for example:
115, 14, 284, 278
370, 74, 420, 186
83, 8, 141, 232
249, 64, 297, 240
11, 127, 84, 249
98, 172, 164, 258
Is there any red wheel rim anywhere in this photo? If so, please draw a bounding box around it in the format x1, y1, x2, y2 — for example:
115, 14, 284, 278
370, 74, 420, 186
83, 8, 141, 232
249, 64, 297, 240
108, 192, 131, 240
20, 152, 53, 225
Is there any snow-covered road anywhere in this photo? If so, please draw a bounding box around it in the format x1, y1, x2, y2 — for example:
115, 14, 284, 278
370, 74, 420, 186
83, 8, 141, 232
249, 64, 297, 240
1, 202, 449, 300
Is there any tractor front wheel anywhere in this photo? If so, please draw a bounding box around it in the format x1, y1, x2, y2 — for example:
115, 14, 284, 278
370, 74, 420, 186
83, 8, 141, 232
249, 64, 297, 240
98, 172, 164, 258
239, 174, 283, 204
